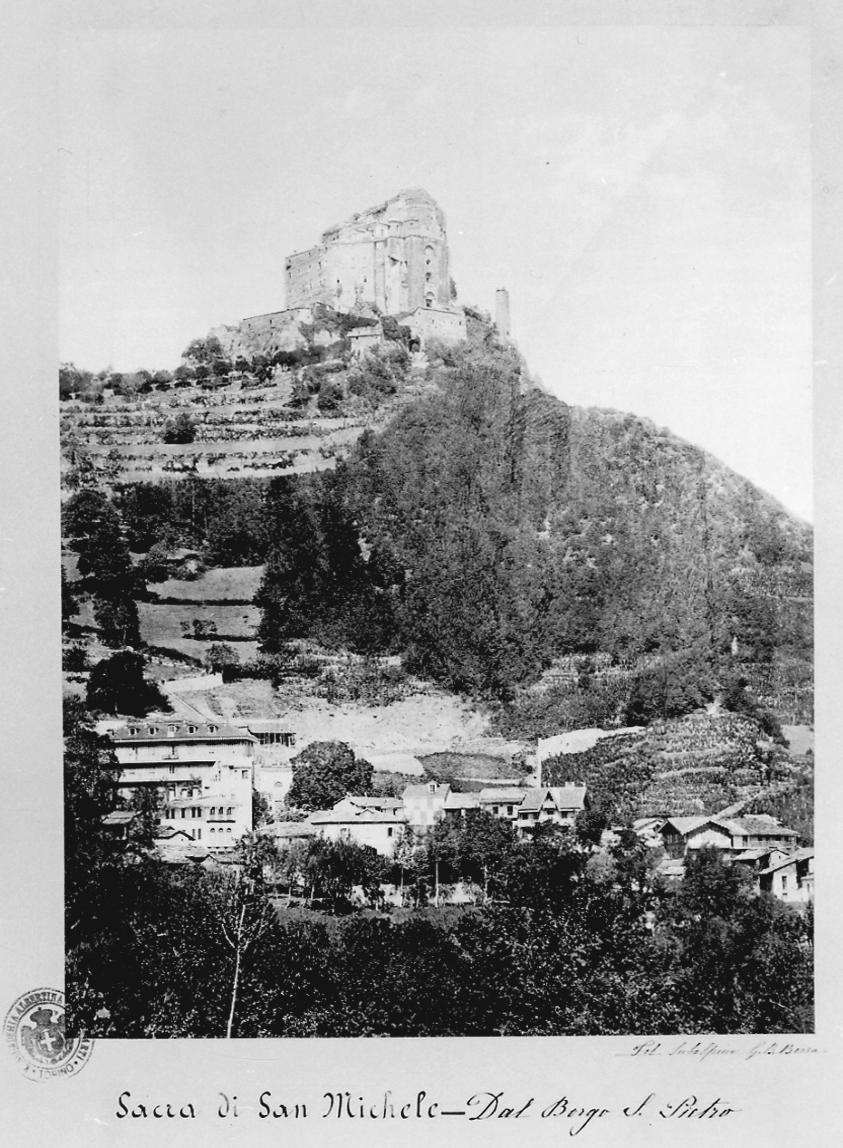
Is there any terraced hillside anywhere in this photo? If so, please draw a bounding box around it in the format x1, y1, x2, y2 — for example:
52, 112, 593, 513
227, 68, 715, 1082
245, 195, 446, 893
61, 385, 371, 483
542, 711, 809, 823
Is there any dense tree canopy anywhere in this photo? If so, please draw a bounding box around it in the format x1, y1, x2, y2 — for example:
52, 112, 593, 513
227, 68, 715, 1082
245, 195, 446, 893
286, 741, 374, 811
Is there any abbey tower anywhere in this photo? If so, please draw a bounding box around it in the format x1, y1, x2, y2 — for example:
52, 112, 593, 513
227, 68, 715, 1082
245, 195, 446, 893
284, 188, 453, 315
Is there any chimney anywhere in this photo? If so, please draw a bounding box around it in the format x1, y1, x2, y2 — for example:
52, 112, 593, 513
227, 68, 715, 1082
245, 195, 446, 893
495, 288, 511, 338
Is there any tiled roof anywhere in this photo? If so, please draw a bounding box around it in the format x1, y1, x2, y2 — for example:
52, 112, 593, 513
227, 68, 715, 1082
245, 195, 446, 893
479, 787, 527, 804
273, 822, 317, 839
661, 816, 798, 841
660, 817, 709, 835
759, 847, 813, 876
519, 786, 586, 812
403, 783, 450, 800
243, 720, 295, 734
343, 796, 404, 809
730, 818, 798, 837
101, 810, 138, 825
309, 807, 408, 826
111, 721, 256, 744
443, 792, 481, 810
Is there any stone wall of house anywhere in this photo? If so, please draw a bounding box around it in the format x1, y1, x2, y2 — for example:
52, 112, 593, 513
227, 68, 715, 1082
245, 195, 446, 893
210, 307, 335, 361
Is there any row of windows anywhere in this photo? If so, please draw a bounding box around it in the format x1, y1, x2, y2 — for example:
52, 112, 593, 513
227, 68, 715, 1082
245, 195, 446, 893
167, 806, 234, 819
127, 724, 220, 736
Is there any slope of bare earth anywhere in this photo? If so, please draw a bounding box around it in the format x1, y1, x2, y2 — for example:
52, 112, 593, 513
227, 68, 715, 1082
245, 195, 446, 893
166, 679, 526, 767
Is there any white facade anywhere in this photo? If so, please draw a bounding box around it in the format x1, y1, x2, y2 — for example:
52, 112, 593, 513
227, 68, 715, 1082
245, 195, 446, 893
110, 720, 256, 849
309, 797, 407, 857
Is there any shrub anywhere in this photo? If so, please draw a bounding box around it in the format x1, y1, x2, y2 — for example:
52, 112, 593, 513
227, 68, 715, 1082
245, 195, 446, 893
162, 413, 197, 445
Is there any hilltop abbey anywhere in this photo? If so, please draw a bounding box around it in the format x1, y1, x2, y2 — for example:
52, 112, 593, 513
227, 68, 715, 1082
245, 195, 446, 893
210, 189, 511, 360
286, 187, 453, 314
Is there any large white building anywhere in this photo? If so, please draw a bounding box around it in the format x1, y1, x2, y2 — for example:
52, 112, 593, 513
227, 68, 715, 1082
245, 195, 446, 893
109, 719, 257, 849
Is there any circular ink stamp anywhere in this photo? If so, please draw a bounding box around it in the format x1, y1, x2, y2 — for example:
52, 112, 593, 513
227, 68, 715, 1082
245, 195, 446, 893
4, 988, 93, 1081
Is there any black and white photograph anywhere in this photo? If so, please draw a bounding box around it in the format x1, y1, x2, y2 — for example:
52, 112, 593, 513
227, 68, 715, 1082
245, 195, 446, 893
52, 15, 818, 1044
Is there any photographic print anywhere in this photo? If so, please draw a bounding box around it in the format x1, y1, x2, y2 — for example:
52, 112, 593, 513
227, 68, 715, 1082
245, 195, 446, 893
54, 13, 816, 1047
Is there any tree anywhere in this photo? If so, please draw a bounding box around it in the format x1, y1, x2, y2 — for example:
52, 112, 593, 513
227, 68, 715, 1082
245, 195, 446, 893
298, 837, 385, 912
286, 741, 373, 811
215, 834, 274, 1036
135, 541, 179, 584
61, 566, 78, 632
93, 594, 141, 648
86, 651, 169, 716
316, 378, 343, 412
252, 788, 272, 829
575, 807, 609, 848
162, 412, 197, 444
63, 489, 137, 595
63, 695, 121, 937
426, 809, 516, 899
127, 785, 163, 850
205, 642, 241, 677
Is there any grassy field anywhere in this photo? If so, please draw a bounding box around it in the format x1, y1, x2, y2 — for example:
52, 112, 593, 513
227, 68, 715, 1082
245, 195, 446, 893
150, 566, 264, 602
138, 601, 260, 643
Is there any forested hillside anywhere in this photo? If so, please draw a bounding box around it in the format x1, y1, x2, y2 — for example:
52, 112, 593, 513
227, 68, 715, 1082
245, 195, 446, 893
255, 341, 812, 710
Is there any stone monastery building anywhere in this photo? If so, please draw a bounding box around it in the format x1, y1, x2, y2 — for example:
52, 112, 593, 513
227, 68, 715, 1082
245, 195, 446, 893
285, 188, 453, 315
211, 189, 469, 359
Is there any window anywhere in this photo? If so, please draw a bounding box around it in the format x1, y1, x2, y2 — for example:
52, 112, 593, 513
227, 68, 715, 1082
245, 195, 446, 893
210, 807, 216, 817
507, 806, 514, 816
129, 727, 139, 736
188, 725, 197, 734
197, 829, 201, 840
387, 827, 394, 837
208, 725, 218, 733
148, 727, 158, 735
226, 827, 232, 834
227, 807, 233, 816
181, 809, 186, 819
781, 875, 788, 891
168, 725, 177, 735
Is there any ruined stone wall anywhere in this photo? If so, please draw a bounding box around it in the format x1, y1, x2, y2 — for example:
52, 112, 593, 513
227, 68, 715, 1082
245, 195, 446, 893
285, 188, 451, 315
211, 307, 333, 360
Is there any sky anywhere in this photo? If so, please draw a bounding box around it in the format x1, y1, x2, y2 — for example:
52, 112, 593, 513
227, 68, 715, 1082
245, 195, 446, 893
59, 22, 811, 520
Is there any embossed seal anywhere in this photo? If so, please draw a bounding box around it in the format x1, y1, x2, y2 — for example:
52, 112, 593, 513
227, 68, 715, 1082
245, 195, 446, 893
4, 988, 93, 1081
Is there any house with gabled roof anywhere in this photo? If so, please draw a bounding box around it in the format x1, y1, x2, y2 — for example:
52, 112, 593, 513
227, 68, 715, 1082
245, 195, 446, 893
516, 786, 588, 837
402, 781, 451, 832
758, 848, 814, 904
479, 787, 528, 824
659, 815, 799, 861
309, 799, 408, 857
442, 791, 482, 820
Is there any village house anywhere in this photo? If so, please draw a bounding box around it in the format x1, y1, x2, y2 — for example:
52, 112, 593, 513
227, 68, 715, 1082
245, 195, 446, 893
659, 815, 799, 861
479, 787, 528, 825
758, 848, 814, 905
515, 786, 589, 837
401, 782, 451, 832
442, 791, 481, 820
100, 810, 141, 841
109, 719, 257, 848
308, 795, 408, 857
731, 845, 791, 873
270, 821, 317, 849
